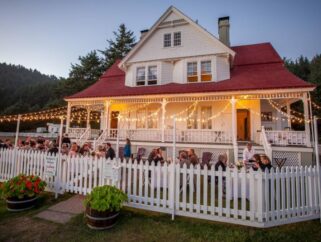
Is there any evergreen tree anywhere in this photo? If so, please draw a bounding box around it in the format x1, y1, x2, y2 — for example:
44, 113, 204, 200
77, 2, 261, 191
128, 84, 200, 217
100, 24, 136, 68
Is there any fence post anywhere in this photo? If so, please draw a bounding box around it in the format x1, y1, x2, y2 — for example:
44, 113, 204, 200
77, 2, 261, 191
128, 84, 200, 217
313, 116, 321, 222
171, 117, 176, 220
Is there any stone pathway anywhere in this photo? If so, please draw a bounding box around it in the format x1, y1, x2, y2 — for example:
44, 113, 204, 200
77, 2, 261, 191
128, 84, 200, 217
35, 195, 85, 224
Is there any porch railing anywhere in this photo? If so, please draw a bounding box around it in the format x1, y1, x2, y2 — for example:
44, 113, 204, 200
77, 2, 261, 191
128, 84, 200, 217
105, 129, 232, 144
107, 129, 162, 142
260, 126, 272, 160
68, 128, 87, 139
164, 129, 232, 143
265, 130, 307, 146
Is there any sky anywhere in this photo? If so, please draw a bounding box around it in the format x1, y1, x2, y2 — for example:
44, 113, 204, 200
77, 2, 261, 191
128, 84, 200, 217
0, 0, 320, 78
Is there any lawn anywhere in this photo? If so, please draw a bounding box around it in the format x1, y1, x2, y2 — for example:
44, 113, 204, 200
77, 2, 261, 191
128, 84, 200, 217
0, 193, 321, 242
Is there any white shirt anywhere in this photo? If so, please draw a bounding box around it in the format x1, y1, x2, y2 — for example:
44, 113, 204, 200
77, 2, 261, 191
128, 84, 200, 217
243, 147, 255, 162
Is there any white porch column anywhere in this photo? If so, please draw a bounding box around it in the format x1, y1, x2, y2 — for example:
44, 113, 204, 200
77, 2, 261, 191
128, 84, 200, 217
161, 98, 167, 142
231, 97, 238, 162
86, 107, 91, 128
302, 92, 311, 147
100, 100, 110, 130
66, 102, 71, 133
286, 101, 291, 129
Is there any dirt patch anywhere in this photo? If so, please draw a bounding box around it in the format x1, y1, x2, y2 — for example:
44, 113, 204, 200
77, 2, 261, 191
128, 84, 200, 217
0, 216, 58, 242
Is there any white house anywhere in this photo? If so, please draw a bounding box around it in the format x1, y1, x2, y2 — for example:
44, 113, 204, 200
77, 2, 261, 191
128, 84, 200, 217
65, 6, 315, 166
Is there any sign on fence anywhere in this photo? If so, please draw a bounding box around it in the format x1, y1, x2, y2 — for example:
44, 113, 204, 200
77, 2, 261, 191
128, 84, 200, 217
44, 156, 58, 176
103, 162, 120, 182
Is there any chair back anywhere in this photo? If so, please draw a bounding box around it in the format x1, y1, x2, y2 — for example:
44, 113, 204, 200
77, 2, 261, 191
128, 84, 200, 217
136, 147, 146, 161
201, 152, 212, 168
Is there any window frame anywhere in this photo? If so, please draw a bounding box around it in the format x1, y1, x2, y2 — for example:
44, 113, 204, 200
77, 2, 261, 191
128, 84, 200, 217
187, 62, 198, 83
201, 60, 212, 82
163, 33, 171, 47
173, 31, 181, 46
147, 66, 157, 85
200, 106, 212, 129
136, 67, 146, 86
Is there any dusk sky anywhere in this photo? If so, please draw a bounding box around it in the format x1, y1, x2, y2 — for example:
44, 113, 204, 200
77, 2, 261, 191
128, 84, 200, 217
0, 0, 320, 77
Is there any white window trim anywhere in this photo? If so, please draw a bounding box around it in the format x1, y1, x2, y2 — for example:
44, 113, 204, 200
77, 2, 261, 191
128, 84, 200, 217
185, 57, 214, 83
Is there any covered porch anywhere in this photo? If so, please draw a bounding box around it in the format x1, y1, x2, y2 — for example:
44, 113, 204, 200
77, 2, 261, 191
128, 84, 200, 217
65, 90, 314, 162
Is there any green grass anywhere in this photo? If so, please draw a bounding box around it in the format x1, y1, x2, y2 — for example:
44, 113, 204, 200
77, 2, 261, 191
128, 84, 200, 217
0, 194, 321, 242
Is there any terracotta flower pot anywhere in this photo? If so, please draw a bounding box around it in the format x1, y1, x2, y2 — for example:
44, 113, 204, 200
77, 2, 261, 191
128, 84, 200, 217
85, 206, 120, 230
6, 196, 37, 212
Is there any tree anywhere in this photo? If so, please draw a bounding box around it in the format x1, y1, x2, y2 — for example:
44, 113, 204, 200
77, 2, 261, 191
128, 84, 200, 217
309, 54, 321, 105
55, 51, 105, 98
100, 24, 136, 69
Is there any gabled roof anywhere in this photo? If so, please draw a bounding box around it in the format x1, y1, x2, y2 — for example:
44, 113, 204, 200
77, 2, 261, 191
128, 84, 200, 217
65, 43, 314, 100
118, 6, 235, 69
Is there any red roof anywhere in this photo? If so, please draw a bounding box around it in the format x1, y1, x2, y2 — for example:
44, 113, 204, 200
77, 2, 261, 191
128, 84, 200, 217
66, 43, 314, 99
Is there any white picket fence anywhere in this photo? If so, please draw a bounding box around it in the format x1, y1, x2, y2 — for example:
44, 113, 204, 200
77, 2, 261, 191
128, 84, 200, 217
0, 149, 320, 228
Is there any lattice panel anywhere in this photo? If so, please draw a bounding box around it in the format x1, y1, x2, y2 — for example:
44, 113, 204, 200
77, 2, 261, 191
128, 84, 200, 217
272, 151, 301, 167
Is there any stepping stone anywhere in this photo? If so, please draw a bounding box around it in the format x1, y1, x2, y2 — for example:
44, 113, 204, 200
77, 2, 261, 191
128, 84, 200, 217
49, 195, 85, 215
35, 195, 85, 224
36, 210, 73, 224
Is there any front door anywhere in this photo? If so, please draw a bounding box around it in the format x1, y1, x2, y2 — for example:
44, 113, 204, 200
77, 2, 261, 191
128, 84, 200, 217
110, 111, 119, 129
237, 109, 251, 141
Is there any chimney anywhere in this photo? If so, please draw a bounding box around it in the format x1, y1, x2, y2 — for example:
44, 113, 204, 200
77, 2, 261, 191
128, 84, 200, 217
140, 29, 149, 40
218, 16, 230, 46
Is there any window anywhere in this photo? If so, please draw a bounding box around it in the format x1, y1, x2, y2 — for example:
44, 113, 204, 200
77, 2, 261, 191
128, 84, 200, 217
136, 109, 146, 128
201, 61, 212, 82
201, 106, 212, 129
148, 66, 157, 85
173, 32, 181, 46
261, 112, 272, 122
163, 33, 171, 47
147, 109, 158, 129
187, 106, 197, 129
136, 108, 158, 129
187, 62, 198, 82
136, 67, 145, 86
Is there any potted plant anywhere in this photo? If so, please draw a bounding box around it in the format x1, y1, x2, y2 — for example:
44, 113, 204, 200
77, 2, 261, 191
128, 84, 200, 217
84, 185, 127, 230
0, 174, 47, 212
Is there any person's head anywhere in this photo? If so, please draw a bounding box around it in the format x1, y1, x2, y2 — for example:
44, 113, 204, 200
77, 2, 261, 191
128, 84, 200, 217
247, 142, 252, 150
157, 148, 162, 154
5, 139, 11, 145
64, 133, 68, 137
261, 155, 271, 165
218, 154, 227, 164
82, 143, 89, 150
188, 149, 195, 156
126, 138, 131, 145
62, 143, 68, 149
98, 145, 104, 152
71, 142, 78, 152
253, 154, 261, 163
179, 150, 188, 159
106, 143, 111, 148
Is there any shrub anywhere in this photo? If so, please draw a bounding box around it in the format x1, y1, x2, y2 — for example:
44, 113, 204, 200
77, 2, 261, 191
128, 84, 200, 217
0, 174, 47, 199
84, 185, 127, 212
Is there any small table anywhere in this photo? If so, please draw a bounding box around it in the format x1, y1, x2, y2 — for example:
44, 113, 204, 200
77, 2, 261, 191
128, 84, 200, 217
274, 158, 287, 168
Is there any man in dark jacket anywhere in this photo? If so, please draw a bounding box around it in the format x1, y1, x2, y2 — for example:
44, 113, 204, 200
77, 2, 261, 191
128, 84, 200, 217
105, 143, 115, 160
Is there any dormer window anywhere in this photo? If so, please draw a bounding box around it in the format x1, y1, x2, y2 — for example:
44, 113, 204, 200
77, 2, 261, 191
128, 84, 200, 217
164, 33, 171, 47
187, 62, 198, 82
148, 66, 157, 85
136, 66, 158, 86
201, 61, 212, 81
174, 32, 181, 46
136, 67, 145, 86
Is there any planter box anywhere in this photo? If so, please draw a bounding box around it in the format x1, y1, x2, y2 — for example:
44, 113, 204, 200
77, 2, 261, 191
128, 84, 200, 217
6, 196, 37, 212
85, 206, 119, 230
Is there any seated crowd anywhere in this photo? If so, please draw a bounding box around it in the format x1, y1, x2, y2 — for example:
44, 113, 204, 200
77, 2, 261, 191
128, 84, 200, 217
0, 135, 273, 171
